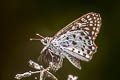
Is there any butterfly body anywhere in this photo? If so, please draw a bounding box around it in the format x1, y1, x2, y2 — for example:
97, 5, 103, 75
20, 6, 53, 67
38, 12, 101, 70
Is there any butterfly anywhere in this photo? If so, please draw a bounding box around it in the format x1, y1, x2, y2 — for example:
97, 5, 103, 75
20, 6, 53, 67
30, 12, 102, 70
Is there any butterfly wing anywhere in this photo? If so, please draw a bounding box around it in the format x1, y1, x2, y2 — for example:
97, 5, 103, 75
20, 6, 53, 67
52, 12, 101, 61
65, 53, 81, 70
54, 12, 101, 40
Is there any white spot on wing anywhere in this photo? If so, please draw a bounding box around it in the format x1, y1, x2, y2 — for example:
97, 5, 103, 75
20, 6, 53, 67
74, 49, 78, 53
81, 18, 87, 22
88, 18, 92, 21
97, 24, 100, 26
84, 27, 89, 30
97, 21, 100, 23
79, 51, 83, 55
72, 26, 76, 30
87, 15, 90, 18
94, 20, 97, 23
86, 55, 90, 58
94, 24, 96, 26
93, 17, 96, 19
96, 14, 99, 17
85, 31, 89, 34
96, 28, 99, 32
92, 46, 95, 50
82, 23, 87, 25
88, 36, 91, 39
97, 18, 100, 20
90, 24, 93, 26
66, 47, 72, 50
77, 23, 82, 27
92, 13, 95, 16
90, 21, 93, 23
93, 27, 96, 30
92, 31, 94, 35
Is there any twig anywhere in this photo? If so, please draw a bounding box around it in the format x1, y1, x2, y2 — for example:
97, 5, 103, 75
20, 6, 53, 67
15, 60, 78, 80
15, 71, 40, 80
15, 60, 58, 80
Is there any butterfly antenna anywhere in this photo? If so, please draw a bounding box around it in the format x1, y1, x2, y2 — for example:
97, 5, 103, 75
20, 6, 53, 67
29, 38, 41, 41
29, 33, 44, 41
36, 33, 44, 39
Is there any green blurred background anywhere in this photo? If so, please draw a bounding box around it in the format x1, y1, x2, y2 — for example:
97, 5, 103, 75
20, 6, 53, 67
1, 0, 120, 80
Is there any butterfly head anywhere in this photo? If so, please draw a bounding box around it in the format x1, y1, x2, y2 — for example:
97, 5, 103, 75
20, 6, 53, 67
29, 33, 52, 46
41, 37, 52, 45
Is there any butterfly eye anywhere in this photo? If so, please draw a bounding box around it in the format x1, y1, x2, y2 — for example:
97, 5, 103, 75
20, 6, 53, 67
41, 39, 48, 45
44, 40, 47, 43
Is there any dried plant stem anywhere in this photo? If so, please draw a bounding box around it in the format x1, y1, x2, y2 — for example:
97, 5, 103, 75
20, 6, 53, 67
15, 60, 58, 80
15, 60, 78, 80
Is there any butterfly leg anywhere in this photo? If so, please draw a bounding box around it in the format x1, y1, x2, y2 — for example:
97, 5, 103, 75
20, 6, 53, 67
48, 49, 54, 62
52, 56, 63, 71
57, 56, 63, 70
65, 53, 82, 70
41, 45, 50, 54
48, 49, 63, 71
48, 49, 58, 71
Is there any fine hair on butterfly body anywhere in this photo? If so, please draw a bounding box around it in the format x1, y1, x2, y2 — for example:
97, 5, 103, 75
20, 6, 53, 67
30, 12, 102, 70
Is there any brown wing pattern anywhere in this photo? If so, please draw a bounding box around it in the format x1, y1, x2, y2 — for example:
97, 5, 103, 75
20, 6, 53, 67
53, 12, 101, 40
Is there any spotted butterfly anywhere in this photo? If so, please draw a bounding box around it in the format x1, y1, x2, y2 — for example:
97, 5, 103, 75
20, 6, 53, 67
30, 12, 102, 70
